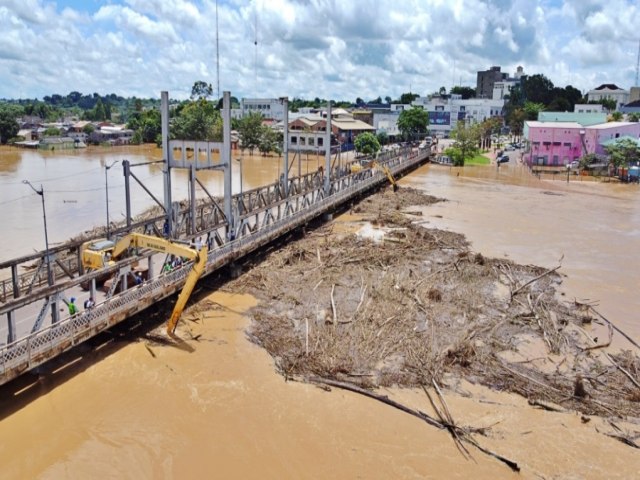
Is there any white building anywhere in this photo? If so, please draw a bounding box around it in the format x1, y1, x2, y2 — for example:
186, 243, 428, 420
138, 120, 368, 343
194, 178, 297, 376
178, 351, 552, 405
574, 104, 604, 114
374, 113, 401, 136
586, 84, 630, 110
241, 98, 286, 121
410, 95, 505, 136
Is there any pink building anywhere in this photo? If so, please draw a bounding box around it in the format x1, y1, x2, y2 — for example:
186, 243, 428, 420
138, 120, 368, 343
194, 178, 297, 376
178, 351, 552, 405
525, 121, 640, 166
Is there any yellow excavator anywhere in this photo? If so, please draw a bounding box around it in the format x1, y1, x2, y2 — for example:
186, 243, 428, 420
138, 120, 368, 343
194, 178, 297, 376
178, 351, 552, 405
81, 233, 208, 334
350, 160, 399, 192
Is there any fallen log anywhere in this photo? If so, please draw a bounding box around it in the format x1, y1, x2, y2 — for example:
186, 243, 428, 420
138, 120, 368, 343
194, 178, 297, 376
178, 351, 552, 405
307, 376, 520, 472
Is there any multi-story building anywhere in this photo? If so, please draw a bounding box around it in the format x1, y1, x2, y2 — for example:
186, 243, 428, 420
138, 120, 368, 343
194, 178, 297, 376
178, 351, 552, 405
409, 94, 504, 137
476, 66, 508, 99
240, 98, 286, 121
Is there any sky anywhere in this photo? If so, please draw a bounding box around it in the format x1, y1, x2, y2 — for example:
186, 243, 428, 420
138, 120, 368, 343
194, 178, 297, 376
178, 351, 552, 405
0, 0, 639, 102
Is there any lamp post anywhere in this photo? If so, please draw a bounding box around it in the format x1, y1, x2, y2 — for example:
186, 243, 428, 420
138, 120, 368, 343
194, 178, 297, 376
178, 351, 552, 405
105, 160, 119, 239
23, 180, 53, 287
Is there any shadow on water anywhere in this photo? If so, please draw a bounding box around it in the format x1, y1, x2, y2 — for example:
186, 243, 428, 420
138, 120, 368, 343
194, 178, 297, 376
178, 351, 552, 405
0, 272, 231, 421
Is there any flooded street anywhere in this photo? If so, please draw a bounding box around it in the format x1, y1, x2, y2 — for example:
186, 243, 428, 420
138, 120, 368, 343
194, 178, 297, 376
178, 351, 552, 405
1, 148, 639, 478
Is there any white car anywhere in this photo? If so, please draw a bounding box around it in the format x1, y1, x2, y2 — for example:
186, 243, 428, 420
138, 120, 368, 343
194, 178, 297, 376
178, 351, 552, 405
568, 161, 580, 169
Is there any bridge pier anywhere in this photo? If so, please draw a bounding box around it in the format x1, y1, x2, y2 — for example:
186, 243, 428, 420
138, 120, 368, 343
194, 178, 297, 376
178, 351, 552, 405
322, 212, 333, 222
229, 262, 242, 279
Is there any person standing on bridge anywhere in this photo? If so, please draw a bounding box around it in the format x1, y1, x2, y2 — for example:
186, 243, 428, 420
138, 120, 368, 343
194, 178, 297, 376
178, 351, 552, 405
84, 297, 95, 310
68, 297, 78, 316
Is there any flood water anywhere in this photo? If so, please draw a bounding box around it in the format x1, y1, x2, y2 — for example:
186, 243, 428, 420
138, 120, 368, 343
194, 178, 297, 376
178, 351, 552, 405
1, 148, 639, 479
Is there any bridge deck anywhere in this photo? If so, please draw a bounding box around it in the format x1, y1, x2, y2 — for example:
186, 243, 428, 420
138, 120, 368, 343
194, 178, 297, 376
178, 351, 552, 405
0, 148, 429, 386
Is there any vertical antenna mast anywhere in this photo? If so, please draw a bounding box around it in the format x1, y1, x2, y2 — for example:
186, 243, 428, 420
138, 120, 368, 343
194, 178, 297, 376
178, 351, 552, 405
636, 38, 640, 86
216, 0, 220, 101
254, 2, 258, 97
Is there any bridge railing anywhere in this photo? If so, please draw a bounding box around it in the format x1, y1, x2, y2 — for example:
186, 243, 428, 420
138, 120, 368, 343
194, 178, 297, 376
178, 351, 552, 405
0, 149, 428, 383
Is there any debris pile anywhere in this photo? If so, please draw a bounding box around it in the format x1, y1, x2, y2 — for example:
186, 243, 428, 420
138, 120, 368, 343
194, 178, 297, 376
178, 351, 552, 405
229, 187, 640, 425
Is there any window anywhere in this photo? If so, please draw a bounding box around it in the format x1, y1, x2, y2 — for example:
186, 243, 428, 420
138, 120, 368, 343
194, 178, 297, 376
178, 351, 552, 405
300, 137, 306, 146
308, 138, 315, 146
318, 138, 324, 146
291, 136, 297, 144
563, 142, 572, 148
552, 155, 559, 165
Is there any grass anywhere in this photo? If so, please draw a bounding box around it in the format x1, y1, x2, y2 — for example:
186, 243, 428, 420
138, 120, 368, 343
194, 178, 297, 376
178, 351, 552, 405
465, 154, 491, 166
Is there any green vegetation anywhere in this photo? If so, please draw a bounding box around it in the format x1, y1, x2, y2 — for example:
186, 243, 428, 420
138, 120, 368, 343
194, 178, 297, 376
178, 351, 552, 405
464, 153, 491, 165
448, 121, 481, 166
397, 107, 429, 140
0, 104, 21, 144
604, 138, 640, 170
354, 132, 381, 156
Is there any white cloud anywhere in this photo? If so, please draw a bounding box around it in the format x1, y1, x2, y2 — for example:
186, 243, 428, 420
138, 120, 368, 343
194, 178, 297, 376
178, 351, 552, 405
0, 0, 638, 102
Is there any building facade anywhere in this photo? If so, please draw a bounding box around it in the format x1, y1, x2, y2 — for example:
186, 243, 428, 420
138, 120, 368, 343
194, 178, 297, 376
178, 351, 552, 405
476, 66, 508, 99
241, 98, 286, 121
525, 120, 640, 166
586, 84, 630, 110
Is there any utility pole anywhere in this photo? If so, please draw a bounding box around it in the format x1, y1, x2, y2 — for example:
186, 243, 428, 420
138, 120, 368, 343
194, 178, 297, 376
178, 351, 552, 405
105, 160, 119, 239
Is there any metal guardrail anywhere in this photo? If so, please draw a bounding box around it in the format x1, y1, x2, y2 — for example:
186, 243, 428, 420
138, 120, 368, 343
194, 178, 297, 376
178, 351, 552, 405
0, 150, 428, 384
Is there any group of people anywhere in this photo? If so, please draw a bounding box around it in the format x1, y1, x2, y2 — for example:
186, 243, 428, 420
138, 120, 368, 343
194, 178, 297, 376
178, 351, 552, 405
67, 296, 95, 316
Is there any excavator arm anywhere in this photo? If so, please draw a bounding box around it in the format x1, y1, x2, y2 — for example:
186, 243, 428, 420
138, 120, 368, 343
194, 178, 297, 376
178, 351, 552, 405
371, 161, 399, 192
109, 233, 208, 334
166, 245, 208, 334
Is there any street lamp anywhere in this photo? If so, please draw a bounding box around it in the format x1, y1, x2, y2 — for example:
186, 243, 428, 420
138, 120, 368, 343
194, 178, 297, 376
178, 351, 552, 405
105, 160, 119, 239
23, 180, 53, 287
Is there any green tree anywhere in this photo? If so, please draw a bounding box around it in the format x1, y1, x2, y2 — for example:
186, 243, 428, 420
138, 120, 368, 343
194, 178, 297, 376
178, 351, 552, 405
140, 109, 161, 143
508, 108, 527, 138
521, 74, 555, 105
258, 126, 280, 156
237, 112, 264, 154
523, 101, 545, 121
450, 121, 480, 166
354, 131, 381, 156
629, 113, 640, 122
604, 138, 640, 171
191, 80, 213, 100
397, 107, 429, 140
93, 98, 107, 121
438, 86, 447, 96
43, 127, 61, 136
376, 131, 389, 146
0, 105, 21, 144
172, 99, 221, 141
590, 98, 617, 111
450, 86, 476, 99
83, 123, 95, 135
131, 130, 143, 145
609, 111, 623, 122
398, 92, 419, 105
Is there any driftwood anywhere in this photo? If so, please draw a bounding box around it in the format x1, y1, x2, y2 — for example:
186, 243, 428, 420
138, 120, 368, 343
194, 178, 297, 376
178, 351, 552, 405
308, 376, 520, 472
528, 399, 565, 412
511, 265, 561, 300
589, 306, 640, 351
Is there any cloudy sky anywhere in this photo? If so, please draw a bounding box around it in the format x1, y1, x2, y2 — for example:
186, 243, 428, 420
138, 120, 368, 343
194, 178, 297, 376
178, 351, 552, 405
1, 0, 639, 102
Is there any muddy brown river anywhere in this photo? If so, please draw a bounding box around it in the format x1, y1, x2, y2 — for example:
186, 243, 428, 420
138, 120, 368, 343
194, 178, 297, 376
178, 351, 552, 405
1, 148, 639, 478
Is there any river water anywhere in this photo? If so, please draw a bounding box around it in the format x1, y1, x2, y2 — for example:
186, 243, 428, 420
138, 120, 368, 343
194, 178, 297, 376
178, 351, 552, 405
0, 148, 639, 479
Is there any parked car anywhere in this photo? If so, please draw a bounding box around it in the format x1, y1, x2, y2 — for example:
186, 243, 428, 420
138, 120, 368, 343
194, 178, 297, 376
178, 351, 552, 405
504, 145, 515, 151
568, 160, 580, 169
498, 155, 510, 163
